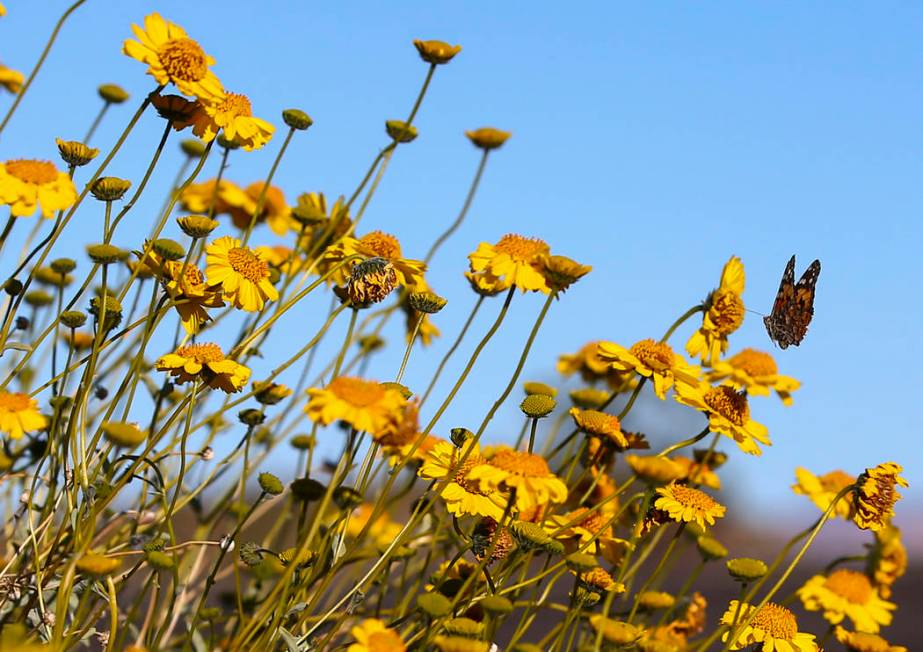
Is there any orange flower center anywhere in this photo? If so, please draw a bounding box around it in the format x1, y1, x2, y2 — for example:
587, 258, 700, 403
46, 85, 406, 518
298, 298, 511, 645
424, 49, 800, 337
0, 391, 32, 412
366, 629, 403, 652
360, 231, 402, 260
820, 469, 855, 493
494, 233, 549, 262
218, 92, 253, 118
5, 159, 58, 185
668, 484, 721, 511
175, 342, 225, 363
454, 455, 489, 494
580, 567, 616, 590
709, 289, 745, 335
327, 377, 385, 407
158, 37, 209, 82
749, 602, 798, 641
824, 569, 873, 604
629, 339, 675, 371
574, 507, 607, 534
168, 261, 204, 289
727, 348, 778, 377
575, 410, 621, 436
490, 450, 551, 477
703, 385, 750, 426
227, 247, 269, 283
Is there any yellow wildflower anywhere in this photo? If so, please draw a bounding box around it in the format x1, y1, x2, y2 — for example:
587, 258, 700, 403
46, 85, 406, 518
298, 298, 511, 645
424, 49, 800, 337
0, 159, 77, 218
835, 627, 907, 652
319, 230, 426, 289
852, 462, 908, 531
155, 343, 250, 393
419, 439, 509, 520
686, 256, 746, 365
706, 348, 800, 405
466, 233, 550, 294
346, 618, 405, 652
867, 525, 906, 599
0, 61, 23, 94
654, 483, 726, 529
791, 467, 855, 519
798, 569, 895, 633
0, 391, 47, 440
720, 601, 817, 651
189, 92, 274, 151
305, 376, 406, 437
467, 446, 568, 513
597, 339, 700, 400
674, 382, 771, 455
204, 236, 278, 311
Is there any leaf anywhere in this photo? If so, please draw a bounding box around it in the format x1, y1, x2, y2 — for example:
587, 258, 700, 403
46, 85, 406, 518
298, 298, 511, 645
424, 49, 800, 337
278, 626, 303, 652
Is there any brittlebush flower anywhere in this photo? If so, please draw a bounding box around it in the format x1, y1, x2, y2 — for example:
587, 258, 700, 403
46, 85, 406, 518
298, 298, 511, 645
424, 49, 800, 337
0, 62, 24, 94
547, 506, 631, 564
791, 467, 855, 519
672, 455, 721, 490
597, 339, 700, 400
654, 483, 726, 529
706, 348, 800, 405
626, 454, 685, 485
205, 236, 278, 311
0, 391, 47, 439
181, 178, 248, 220
141, 251, 224, 334
122, 13, 223, 102
467, 446, 567, 513
798, 569, 895, 633
540, 254, 592, 292
720, 601, 817, 652
466, 233, 551, 294
852, 462, 908, 531
0, 159, 77, 218
413, 39, 461, 65
189, 92, 274, 151
867, 525, 906, 599
674, 382, 771, 455
686, 256, 746, 365
347, 618, 406, 652
418, 439, 509, 520
344, 504, 403, 549
558, 341, 636, 391
835, 626, 908, 652
319, 231, 426, 289
156, 342, 250, 392
305, 377, 405, 437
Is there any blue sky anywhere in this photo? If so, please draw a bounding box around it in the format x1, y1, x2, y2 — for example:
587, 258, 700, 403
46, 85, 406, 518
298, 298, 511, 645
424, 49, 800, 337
1, 2, 920, 538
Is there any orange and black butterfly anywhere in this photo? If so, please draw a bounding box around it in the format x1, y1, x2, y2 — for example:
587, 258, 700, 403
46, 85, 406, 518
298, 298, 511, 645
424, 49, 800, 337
763, 255, 821, 349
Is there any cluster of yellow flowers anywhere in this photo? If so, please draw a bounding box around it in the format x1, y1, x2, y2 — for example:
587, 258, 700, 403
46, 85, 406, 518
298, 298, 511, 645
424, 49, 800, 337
0, 6, 910, 652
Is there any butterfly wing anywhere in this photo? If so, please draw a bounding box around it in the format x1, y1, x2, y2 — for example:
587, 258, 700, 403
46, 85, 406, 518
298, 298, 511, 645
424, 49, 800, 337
764, 255, 797, 348
787, 259, 821, 345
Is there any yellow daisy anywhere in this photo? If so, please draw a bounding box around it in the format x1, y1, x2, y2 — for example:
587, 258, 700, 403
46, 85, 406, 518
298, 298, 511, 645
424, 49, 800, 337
204, 236, 278, 312
0, 159, 77, 218
189, 92, 274, 151
319, 231, 426, 289
706, 348, 800, 405
305, 376, 406, 437
467, 446, 568, 513
0, 391, 47, 440
597, 339, 700, 400
346, 618, 406, 652
674, 381, 771, 455
466, 233, 551, 294
344, 505, 403, 549
626, 454, 685, 485
852, 462, 908, 532
654, 483, 726, 529
672, 455, 722, 490
0, 62, 23, 94
791, 467, 855, 519
180, 178, 250, 218
140, 250, 224, 334
122, 13, 223, 102
155, 342, 250, 393
575, 566, 625, 594
868, 525, 906, 599
557, 341, 636, 391
418, 439, 509, 520
798, 569, 895, 633
835, 626, 907, 652
720, 601, 817, 652
569, 407, 628, 450
235, 182, 292, 234
686, 255, 746, 365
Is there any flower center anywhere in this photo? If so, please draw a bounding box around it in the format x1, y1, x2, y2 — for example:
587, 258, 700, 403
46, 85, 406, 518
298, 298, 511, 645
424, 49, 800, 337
820, 469, 855, 493
227, 247, 269, 283
158, 37, 208, 82
6, 159, 58, 185
167, 261, 204, 288
366, 629, 402, 652
175, 342, 224, 364
750, 602, 798, 640
629, 339, 675, 371
824, 569, 873, 604
580, 567, 616, 591
703, 385, 750, 426
494, 233, 549, 262
709, 289, 745, 335
490, 450, 550, 477
574, 508, 606, 534
218, 92, 253, 118
728, 348, 777, 376
454, 455, 489, 494
669, 484, 721, 511
360, 231, 402, 260
0, 391, 32, 412
327, 377, 386, 407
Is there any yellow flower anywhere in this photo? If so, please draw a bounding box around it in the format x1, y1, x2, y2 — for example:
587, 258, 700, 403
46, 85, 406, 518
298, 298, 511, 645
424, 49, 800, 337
319, 231, 426, 289
418, 439, 509, 520
254, 245, 305, 277
155, 342, 250, 393
674, 382, 771, 455
305, 377, 406, 437
720, 601, 817, 652
835, 626, 908, 652
852, 462, 908, 531
180, 178, 248, 219
557, 341, 636, 391
597, 339, 700, 400
232, 182, 293, 234
189, 92, 274, 151
122, 13, 223, 101
626, 454, 685, 484
569, 407, 627, 449
413, 39, 462, 65
465, 127, 511, 150
672, 455, 721, 490
466, 233, 550, 294
204, 236, 278, 311
467, 446, 568, 513
0, 391, 47, 439
867, 525, 906, 599
686, 256, 746, 365
654, 483, 726, 529
346, 618, 405, 652
141, 250, 224, 334
706, 348, 800, 405
575, 566, 625, 594
0, 159, 77, 218
798, 569, 895, 633
791, 467, 855, 519
589, 617, 643, 646
344, 504, 402, 549
0, 61, 23, 94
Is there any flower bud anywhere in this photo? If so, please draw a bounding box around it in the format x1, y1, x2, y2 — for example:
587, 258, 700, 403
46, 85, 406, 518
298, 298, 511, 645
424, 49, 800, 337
55, 138, 99, 167
177, 214, 219, 239
450, 427, 473, 447
282, 108, 313, 131
180, 139, 207, 158
726, 557, 768, 582
696, 535, 728, 561
88, 295, 123, 331
238, 541, 263, 567
333, 486, 362, 510
465, 127, 511, 151
98, 83, 129, 104
3, 278, 23, 296
523, 381, 557, 397
412, 39, 462, 65
24, 290, 53, 307
145, 550, 174, 570
101, 421, 146, 448
479, 595, 513, 615
253, 380, 292, 405
289, 434, 315, 450
386, 119, 418, 143
86, 243, 129, 265
151, 238, 186, 261
290, 477, 325, 501
60, 310, 87, 328
258, 472, 284, 496
238, 408, 265, 427
569, 387, 610, 409
407, 291, 446, 314
417, 592, 451, 618
565, 552, 597, 571
520, 393, 555, 418
50, 258, 77, 274
90, 177, 131, 202
76, 553, 121, 577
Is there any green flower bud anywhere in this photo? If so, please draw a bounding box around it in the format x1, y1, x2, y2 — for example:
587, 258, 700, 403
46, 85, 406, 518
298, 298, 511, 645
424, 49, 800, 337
101, 421, 146, 448
90, 176, 131, 202
386, 119, 418, 143
407, 291, 446, 314
152, 238, 185, 261
98, 83, 129, 104
726, 557, 768, 582
520, 393, 555, 418
290, 477, 325, 502
177, 214, 219, 239
180, 139, 207, 158
417, 592, 451, 618
60, 310, 87, 328
258, 472, 283, 496
50, 258, 77, 274
145, 550, 174, 570
86, 243, 129, 265
282, 108, 313, 131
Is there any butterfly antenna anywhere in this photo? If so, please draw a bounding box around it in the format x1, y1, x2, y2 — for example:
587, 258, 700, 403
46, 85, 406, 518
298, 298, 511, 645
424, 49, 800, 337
745, 308, 766, 317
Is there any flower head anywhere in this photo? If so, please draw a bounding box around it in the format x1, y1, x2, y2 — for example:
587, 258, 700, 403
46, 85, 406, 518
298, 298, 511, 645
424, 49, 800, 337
558, 341, 636, 391
319, 230, 426, 290
347, 618, 405, 652
867, 525, 906, 599
189, 92, 274, 151
465, 127, 511, 150
467, 446, 567, 513
156, 343, 250, 392
466, 234, 550, 294
205, 236, 278, 311
122, 13, 223, 101
0, 391, 47, 439
706, 348, 800, 405
853, 463, 908, 531
835, 627, 907, 652
305, 377, 406, 438
798, 569, 895, 633
418, 439, 510, 520
674, 382, 771, 455
791, 467, 855, 519
597, 339, 700, 400
686, 256, 746, 365
413, 39, 461, 64
0, 62, 24, 94
0, 159, 77, 218
720, 601, 817, 652
654, 483, 726, 529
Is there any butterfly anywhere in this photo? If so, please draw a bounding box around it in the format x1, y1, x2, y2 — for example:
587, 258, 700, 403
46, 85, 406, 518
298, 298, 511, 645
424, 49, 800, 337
763, 255, 821, 349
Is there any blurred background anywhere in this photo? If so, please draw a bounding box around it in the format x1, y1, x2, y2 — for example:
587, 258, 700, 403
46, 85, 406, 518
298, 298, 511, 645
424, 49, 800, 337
1, 1, 919, 644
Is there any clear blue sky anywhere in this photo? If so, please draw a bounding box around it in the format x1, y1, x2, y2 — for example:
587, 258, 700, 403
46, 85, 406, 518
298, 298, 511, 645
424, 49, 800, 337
2, 2, 920, 538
